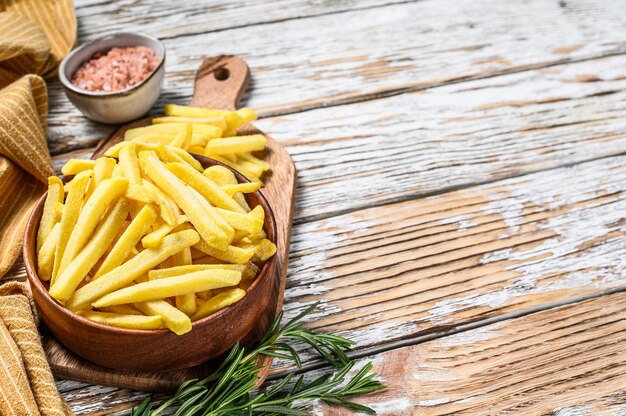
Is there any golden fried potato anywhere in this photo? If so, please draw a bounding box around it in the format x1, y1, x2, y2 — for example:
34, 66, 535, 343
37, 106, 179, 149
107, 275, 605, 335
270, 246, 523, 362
37, 176, 64, 253
37, 223, 61, 281
52, 170, 92, 283
57, 178, 128, 277
135, 300, 192, 335
95, 204, 158, 279
138, 151, 229, 250
92, 269, 242, 307
191, 289, 246, 321
82, 311, 163, 330
66, 229, 200, 311
61, 159, 96, 176
49, 198, 129, 301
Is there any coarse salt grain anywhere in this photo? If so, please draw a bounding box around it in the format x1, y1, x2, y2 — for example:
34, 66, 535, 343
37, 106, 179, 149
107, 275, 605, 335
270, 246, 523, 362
71, 46, 160, 92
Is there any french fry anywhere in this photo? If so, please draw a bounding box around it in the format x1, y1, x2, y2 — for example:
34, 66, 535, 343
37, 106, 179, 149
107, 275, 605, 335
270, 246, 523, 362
93, 157, 117, 186
190, 123, 223, 138
170, 123, 192, 149
39, 129, 274, 335
215, 208, 263, 235
193, 255, 225, 265
161, 105, 244, 129
52, 170, 92, 283
125, 123, 222, 142
142, 216, 189, 249
163, 104, 224, 118
105, 142, 203, 171
251, 239, 277, 262
242, 261, 260, 280
186, 187, 235, 242
235, 108, 257, 125
61, 159, 96, 176
204, 135, 266, 155
118, 142, 151, 203
141, 179, 179, 226
204, 155, 261, 184
135, 300, 192, 335
95, 204, 158, 279
156, 144, 203, 172
237, 152, 270, 171
236, 159, 265, 178
203, 165, 235, 185
38, 223, 61, 281
191, 289, 246, 321
148, 264, 246, 280
130, 133, 171, 145
66, 229, 200, 311
135, 273, 149, 283
92, 269, 242, 307
203, 165, 252, 211
37, 176, 64, 253
166, 162, 246, 213
57, 178, 128, 277
100, 304, 143, 315
49, 198, 129, 301
138, 151, 229, 250
221, 182, 262, 197
153, 116, 228, 130
171, 247, 196, 315
82, 311, 163, 330
194, 240, 255, 264
188, 145, 206, 154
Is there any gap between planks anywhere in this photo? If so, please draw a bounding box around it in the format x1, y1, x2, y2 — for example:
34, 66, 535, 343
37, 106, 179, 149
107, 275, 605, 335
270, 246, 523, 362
299, 291, 626, 415
267, 284, 626, 382
49, 0, 626, 153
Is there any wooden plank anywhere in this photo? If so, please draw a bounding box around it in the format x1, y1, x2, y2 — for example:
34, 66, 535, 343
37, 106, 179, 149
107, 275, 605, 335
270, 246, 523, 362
49, 56, 626, 220
47, 0, 626, 151
74, 0, 409, 40
305, 291, 626, 415
259, 55, 626, 220
278, 153, 626, 354
60, 153, 626, 414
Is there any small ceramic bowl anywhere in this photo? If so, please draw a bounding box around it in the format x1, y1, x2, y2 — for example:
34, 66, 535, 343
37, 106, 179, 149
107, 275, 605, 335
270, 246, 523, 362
59, 32, 166, 124
24, 156, 278, 371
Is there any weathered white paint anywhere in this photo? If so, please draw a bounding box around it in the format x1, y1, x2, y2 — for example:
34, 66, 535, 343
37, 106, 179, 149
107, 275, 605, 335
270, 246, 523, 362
40, 1, 626, 413
49, 0, 626, 152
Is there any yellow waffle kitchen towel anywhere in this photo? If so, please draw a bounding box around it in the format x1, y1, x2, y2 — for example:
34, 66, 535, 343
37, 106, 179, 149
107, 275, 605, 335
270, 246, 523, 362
0, 281, 72, 415
0, 0, 76, 280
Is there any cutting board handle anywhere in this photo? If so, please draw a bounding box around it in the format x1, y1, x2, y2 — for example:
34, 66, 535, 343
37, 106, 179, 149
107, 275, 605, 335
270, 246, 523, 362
188, 55, 250, 111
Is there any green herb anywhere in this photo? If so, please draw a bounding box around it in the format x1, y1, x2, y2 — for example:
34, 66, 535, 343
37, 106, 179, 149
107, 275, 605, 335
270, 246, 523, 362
131, 302, 385, 416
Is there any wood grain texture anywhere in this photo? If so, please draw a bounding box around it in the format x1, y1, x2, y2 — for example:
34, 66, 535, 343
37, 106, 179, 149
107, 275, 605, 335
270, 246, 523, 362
277, 153, 626, 359
46, 56, 626, 223
47, 0, 626, 153
258, 55, 626, 221
304, 291, 626, 415
73, 0, 410, 41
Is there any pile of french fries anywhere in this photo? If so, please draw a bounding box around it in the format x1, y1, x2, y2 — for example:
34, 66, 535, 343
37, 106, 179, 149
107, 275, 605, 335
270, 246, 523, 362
36, 140, 275, 335
123, 104, 270, 184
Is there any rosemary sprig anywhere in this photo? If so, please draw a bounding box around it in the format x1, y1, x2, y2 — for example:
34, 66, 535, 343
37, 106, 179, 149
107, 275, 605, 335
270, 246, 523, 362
131, 302, 385, 416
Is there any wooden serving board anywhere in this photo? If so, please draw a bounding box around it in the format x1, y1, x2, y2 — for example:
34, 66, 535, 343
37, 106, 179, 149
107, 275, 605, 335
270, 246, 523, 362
41, 56, 296, 391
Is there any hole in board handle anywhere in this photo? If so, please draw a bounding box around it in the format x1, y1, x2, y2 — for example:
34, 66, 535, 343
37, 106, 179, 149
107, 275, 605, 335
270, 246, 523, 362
214, 68, 230, 81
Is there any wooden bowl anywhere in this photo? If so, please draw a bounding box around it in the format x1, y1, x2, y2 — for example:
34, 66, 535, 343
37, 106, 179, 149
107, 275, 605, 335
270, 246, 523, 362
23, 155, 278, 372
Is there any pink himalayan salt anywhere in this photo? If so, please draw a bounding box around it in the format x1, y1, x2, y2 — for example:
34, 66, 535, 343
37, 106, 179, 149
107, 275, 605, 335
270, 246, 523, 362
71, 46, 160, 92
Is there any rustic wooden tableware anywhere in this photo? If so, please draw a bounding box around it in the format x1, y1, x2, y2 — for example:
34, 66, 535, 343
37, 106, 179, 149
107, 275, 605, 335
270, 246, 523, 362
25, 158, 276, 372
24, 56, 296, 384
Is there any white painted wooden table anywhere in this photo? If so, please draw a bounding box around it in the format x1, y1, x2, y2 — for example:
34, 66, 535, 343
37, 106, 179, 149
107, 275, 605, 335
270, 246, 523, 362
9, 0, 626, 414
